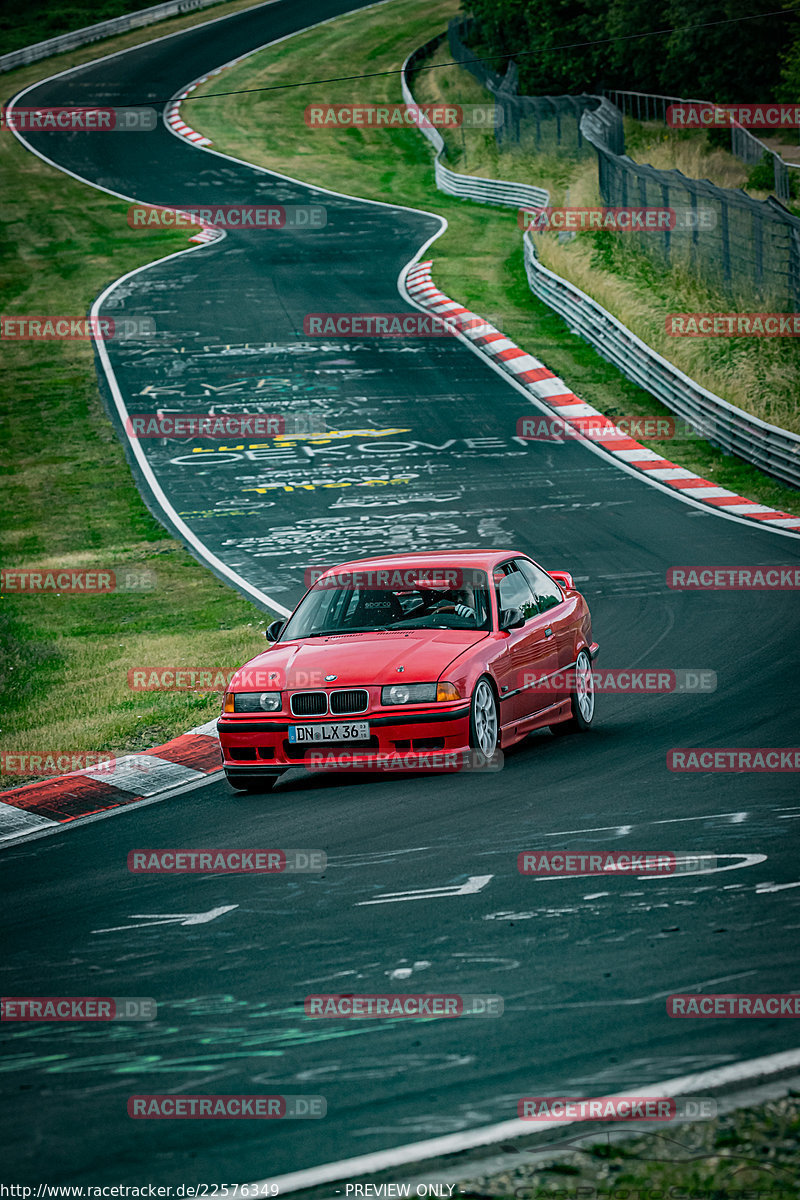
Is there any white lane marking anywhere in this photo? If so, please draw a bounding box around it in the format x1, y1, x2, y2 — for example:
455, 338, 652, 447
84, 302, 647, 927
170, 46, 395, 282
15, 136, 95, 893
6, 31, 295, 618
92, 904, 237, 933
756, 880, 800, 893
662, 852, 766, 878
529, 853, 765, 881
243, 1047, 800, 1193
540, 824, 634, 837
0, 803, 58, 840
356, 875, 493, 906
653, 812, 749, 825
536, 814, 748, 839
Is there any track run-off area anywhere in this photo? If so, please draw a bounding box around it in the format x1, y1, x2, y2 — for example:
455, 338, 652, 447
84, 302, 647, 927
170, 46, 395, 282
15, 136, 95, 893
3, 0, 800, 1185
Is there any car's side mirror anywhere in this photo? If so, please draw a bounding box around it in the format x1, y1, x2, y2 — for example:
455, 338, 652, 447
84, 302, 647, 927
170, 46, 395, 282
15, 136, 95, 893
265, 619, 285, 642
498, 607, 525, 631
549, 570, 574, 591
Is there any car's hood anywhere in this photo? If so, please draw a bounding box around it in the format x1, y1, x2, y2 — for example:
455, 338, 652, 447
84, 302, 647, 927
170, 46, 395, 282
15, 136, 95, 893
231, 629, 488, 689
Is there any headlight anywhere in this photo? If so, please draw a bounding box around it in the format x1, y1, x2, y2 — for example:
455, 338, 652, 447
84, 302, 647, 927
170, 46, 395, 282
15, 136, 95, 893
381, 683, 437, 705
225, 691, 282, 713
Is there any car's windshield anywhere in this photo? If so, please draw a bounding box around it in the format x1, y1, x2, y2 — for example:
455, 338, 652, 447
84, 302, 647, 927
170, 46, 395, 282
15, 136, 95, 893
280, 571, 492, 639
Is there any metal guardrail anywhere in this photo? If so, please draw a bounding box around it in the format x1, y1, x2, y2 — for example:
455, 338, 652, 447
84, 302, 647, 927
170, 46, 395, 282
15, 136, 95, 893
604, 89, 792, 204
401, 40, 548, 211
403, 32, 800, 488
523, 233, 800, 488
0, 0, 226, 73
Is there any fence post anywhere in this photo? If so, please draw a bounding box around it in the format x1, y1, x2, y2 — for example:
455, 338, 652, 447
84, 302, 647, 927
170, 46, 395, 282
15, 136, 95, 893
662, 182, 671, 266
719, 198, 732, 292
752, 210, 764, 296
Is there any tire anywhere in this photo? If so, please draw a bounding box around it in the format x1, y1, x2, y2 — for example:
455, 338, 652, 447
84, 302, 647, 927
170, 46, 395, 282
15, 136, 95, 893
469, 676, 499, 756
225, 772, 279, 793
550, 648, 595, 736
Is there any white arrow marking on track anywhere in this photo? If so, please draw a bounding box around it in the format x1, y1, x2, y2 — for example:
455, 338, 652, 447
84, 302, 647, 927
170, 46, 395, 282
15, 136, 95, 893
644, 852, 767, 879
92, 905, 238, 933
356, 875, 493, 906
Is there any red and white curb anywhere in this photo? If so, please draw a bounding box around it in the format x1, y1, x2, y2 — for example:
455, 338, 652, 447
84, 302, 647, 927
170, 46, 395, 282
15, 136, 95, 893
405, 262, 800, 531
165, 54, 252, 155
164, 69, 250, 244
0, 720, 221, 843
165, 79, 213, 147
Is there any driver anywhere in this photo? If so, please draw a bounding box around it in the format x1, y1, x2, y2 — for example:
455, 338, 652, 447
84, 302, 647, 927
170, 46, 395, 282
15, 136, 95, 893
429, 586, 476, 622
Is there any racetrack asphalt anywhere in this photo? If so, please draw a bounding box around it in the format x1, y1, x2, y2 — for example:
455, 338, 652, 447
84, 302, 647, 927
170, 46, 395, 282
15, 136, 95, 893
3, 0, 800, 1184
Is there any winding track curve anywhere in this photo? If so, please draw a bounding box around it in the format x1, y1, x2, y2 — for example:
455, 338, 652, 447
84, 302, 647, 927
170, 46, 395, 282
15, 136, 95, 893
3, 0, 800, 1185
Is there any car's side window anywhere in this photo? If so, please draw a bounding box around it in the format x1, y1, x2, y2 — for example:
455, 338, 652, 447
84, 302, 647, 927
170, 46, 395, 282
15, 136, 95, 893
495, 562, 539, 622
517, 559, 563, 614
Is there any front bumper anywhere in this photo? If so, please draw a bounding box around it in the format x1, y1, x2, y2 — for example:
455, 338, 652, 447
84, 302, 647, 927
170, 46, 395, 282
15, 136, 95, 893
218, 703, 472, 774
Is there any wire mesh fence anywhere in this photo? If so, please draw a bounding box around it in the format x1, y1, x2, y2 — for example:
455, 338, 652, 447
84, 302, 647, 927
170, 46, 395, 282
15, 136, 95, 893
605, 89, 792, 203
447, 17, 800, 311
448, 20, 601, 158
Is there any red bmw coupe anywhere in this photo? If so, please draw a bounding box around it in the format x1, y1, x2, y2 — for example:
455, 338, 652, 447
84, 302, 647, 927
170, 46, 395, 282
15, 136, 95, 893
218, 550, 598, 791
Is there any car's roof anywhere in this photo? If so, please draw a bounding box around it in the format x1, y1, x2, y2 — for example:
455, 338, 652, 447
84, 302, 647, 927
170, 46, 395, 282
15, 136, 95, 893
315, 550, 527, 577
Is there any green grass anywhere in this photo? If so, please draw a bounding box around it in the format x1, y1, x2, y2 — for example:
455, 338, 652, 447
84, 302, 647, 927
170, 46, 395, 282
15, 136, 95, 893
188, 0, 800, 516
412, 41, 800, 437
454, 1091, 800, 1195
0, 0, 278, 790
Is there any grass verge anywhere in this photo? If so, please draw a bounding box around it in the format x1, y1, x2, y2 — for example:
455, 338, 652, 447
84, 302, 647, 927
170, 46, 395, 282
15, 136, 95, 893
0, 0, 278, 790
413, 42, 800, 436
188, 0, 800, 516
453, 1091, 800, 1195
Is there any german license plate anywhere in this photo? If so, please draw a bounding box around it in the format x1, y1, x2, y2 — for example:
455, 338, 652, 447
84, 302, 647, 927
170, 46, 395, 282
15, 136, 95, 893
288, 722, 370, 743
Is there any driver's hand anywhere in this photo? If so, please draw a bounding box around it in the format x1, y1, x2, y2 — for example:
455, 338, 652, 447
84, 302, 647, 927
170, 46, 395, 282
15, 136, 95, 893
432, 603, 474, 619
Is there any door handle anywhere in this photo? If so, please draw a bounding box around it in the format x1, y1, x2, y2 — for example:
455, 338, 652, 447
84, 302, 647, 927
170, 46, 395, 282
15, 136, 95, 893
545, 627, 554, 638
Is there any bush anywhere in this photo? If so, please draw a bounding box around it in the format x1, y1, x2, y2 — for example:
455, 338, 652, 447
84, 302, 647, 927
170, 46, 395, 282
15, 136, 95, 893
747, 151, 779, 192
